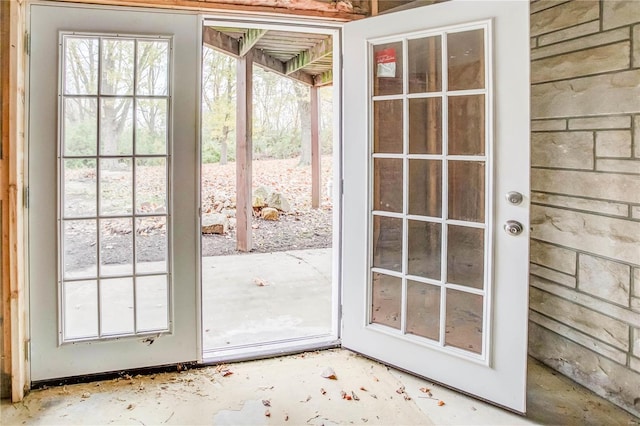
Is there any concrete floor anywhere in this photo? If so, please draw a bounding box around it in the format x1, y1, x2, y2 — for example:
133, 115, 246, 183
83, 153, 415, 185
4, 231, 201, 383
202, 249, 333, 352
1, 349, 638, 425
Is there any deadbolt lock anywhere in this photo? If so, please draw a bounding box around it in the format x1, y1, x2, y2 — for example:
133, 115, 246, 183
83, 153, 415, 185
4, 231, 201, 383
504, 220, 524, 236
506, 191, 524, 205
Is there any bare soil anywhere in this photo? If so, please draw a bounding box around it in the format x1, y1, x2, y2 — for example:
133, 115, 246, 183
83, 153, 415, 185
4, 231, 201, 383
62, 157, 333, 272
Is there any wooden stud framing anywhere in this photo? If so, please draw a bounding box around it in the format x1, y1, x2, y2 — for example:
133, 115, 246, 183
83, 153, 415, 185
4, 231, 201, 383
1, 0, 27, 402
236, 53, 253, 252
310, 86, 321, 208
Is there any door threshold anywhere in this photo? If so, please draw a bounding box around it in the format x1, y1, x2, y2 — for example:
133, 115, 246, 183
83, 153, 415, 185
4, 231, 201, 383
202, 336, 340, 364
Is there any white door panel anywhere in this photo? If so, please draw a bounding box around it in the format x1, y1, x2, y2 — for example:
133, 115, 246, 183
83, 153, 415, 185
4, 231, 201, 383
342, 0, 530, 412
29, 4, 199, 381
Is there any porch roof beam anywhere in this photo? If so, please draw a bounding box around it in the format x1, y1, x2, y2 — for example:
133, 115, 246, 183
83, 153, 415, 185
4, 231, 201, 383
203, 27, 315, 86
284, 37, 332, 75
239, 28, 267, 57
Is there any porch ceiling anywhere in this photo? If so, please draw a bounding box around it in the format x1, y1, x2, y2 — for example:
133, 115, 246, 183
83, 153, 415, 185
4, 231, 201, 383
203, 25, 334, 86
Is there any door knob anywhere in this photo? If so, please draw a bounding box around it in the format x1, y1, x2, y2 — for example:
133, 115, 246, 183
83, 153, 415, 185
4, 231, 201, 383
505, 191, 523, 205
504, 220, 524, 236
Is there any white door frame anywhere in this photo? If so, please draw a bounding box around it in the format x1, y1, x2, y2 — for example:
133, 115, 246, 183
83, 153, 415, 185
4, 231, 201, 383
198, 15, 345, 362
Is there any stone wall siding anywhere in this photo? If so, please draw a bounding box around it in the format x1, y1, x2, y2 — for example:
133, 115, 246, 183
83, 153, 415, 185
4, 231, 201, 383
529, 0, 640, 416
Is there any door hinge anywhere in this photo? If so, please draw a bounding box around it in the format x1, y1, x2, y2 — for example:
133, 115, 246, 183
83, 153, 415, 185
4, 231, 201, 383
24, 186, 29, 208
24, 32, 30, 56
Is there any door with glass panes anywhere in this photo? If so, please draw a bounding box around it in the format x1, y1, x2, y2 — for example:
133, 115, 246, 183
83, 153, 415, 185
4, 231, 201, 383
342, 1, 531, 412
29, 4, 199, 381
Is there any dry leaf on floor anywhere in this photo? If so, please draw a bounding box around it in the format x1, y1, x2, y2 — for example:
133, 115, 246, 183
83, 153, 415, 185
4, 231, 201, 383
438, 400, 445, 406
320, 388, 327, 395
264, 409, 271, 417
341, 391, 352, 400
222, 370, 233, 377
127, 404, 135, 410
285, 414, 289, 421
351, 391, 360, 401
81, 392, 91, 399
359, 386, 367, 391
262, 399, 271, 407
254, 277, 269, 287
321, 367, 337, 380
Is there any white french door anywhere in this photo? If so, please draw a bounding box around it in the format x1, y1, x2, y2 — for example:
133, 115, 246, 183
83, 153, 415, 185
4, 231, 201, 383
29, 4, 200, 381
342, 1, 530, 412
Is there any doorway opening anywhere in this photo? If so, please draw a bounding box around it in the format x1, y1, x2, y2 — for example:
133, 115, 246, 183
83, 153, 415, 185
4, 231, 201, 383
199, 21, 341, 360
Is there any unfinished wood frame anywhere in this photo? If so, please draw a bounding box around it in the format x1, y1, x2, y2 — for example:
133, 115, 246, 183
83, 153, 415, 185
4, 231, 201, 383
1, 0, 27, 402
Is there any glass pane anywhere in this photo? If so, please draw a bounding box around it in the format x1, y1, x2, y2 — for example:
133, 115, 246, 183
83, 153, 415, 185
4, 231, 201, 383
64, 280, 98, 339
445, 289, 483, 354
63, 159, 96, 218
64, 220, 97, 279
373, 158, 403, 213
64, 38, 99, 95
447, 29, 485, 91
373, 100, 403, 153
99, 158, 133, 216
63, 98, 97, 156
407, 281, 440, 340
100, 98, 133, 156
136, 275, 169, 332
408, 159, 441, 217
447, 225, 484, 289
100, 218, 133, 276
136, 158, 167, 214
448, 95, 485, 155
371, 272, 401, 330
408, 36, 442, 93
372, 215, 403, 272
100, 278, 134, 335
407, 220, 441, 280
409, 98, 442, 154
448, 161, 485, 222
136, 217, 167, 274
101, 39, 134, 96
137, 40, 169, 96
136, 99, 168, 155
373, 42, 403, 96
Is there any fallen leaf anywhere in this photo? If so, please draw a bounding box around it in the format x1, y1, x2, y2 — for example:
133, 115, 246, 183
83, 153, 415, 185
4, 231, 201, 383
81, 392, 91, 399
359, 386, 367, 392
419, 387, 430, 393
438, 400, 445, 406
321, 367, 337, 380
320, 388, 327, 395
285, 414, 289, 421
127, 404, 135, 410
222, 370, 233, 377
265, 409, 271, 417
351, 391, 360, 401
396, 386, 405, 394
262, 399, 271, 407
254, 277, 269, 287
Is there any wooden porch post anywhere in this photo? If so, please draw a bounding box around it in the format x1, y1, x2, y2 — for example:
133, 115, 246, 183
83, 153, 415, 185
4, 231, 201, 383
236, 53, 253, 252
310, 86, 321, 209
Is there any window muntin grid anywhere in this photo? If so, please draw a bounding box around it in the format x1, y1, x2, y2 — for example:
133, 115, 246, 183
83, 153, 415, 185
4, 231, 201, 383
368, 23, 491, 360
59, 34, 172, 342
